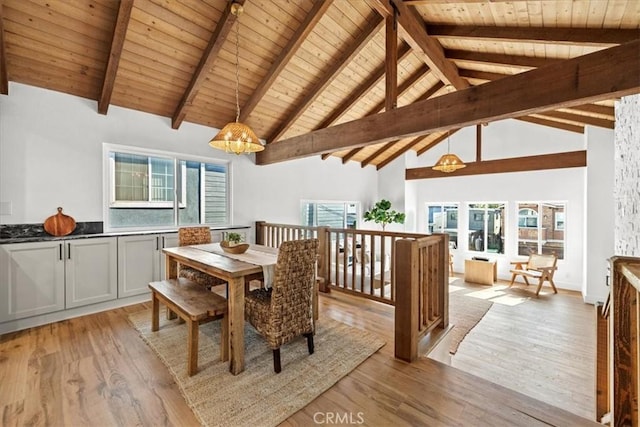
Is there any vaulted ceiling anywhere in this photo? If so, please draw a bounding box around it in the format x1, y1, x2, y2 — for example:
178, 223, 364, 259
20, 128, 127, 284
1, 0, 638, 169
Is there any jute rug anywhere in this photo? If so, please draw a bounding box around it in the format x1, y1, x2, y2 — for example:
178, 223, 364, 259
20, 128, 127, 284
128, 309, 385, 427
448, 289, 494, 355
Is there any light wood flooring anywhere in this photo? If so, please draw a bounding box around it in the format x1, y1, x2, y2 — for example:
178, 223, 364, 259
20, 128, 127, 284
444, 277, 596, 420
0, 281, 598, 426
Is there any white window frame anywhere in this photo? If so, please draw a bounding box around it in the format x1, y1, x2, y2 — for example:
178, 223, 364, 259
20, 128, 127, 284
467, 202, 506, 255
426, 203, 459, 250
300, 200, 360, 229
102, 143, 231, 231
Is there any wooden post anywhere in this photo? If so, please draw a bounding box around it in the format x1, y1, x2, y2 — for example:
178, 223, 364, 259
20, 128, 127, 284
394, 238, 418, 362
317, 226, 330, 293
255, 221, 265, 245
595, 302, 609, 421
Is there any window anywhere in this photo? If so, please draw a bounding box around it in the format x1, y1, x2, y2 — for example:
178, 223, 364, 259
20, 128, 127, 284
518, 208, 538, 228
301, 201, 359, 229
517, 202, 565, 259
112, 153, 185, 208
105, 144, 230, 230
468, 203, 505, 254
426, 203, 459, 249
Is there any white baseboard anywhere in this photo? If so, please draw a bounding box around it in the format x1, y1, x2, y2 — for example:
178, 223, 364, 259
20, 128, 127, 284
0, 293, 150, 336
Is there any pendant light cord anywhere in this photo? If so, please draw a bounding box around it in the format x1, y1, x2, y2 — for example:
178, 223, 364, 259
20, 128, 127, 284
234, 11, 241, 123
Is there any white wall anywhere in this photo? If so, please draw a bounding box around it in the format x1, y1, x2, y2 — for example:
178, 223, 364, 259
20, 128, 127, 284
405, 120, 593, 292
584, 126, 615, 303
0, 83, 378, 227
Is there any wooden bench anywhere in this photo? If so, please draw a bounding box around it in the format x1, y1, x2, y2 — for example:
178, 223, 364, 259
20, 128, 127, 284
509, 254, 558, 296
149, 278, 228, 376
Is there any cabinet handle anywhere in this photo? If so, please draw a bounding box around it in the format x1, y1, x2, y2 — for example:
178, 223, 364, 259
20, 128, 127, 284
59, 243, 63, 260
67, 243, 71, 259
162, 236, 165, 248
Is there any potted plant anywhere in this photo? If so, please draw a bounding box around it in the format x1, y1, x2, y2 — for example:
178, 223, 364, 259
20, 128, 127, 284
225, 232, 243, 246
363, 199, 406, 231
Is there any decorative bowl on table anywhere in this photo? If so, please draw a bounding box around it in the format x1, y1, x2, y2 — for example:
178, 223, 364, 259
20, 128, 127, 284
220, 241, 250, 254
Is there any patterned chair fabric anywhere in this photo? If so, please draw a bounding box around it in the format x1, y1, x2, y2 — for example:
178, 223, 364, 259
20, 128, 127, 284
178, 227, 227, 289
245, 238, 319, 373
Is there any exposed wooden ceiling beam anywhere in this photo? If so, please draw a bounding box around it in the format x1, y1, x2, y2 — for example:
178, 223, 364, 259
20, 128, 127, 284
416, 129, 460, 156
414, 80, 445, 102
537, 110, 614, 129
387, 0, 469, 90
267, 14, 384, 142
566, 104, 615, 118
341, 148, 362, 164
316, 43, 412, 131
256, 40, 639, 165
459, 68, 510, 81
428, 25, 639, 46
376, 134, 429, 170
385, 14, 398, 112
171, 0, 242, 129
97, 0, 133, 115
351, 71, 434, 162
445, 49, 560, 69
0, 0, 7, 95
367, 65, 430, 115
516, 116, 584, 134
406, 151, 587, 180
361, 140, 400, 167
239, 0, 333, 123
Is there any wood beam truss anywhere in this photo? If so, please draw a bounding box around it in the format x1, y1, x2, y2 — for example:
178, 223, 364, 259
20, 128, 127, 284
171, 0, 243, 129
239, 0, 333, 123
267, 13, 383, 143
406, 151, 587, 180
256, 40, 639, 165
98, 0, 133, 115
428, 25, 639, 46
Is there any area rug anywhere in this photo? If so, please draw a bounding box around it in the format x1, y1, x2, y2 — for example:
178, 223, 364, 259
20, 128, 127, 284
128, 310, 385, 427
448, 291, 493, 354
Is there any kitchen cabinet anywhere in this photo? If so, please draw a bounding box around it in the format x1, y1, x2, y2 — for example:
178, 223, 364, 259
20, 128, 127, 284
118, 233, 178, 298
0, 237, 117, 322
65, 238, 118, 308
0, 241, 65, 322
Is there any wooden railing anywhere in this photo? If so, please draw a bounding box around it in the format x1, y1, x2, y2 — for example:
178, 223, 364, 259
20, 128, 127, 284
394, 235, 449, 362
256, 221, 449, 362
597, 256, 640, 426
256, 221, 438, 305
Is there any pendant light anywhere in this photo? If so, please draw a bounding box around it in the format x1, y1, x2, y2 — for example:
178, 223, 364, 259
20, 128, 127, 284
209, 2, 264, 155
432, 131, 466, 173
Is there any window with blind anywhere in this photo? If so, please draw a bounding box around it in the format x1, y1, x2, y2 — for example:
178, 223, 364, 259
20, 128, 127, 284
301, 201, 359, 229
104, 144, 230, 230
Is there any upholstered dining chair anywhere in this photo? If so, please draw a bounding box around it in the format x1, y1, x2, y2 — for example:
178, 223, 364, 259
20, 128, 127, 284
178, 227, 227, 295
244, 238, 319, 373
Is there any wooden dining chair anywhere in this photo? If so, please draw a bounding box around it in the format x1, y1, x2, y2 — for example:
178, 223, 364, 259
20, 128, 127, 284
244, 238, 319, 373
178, 227, 227, 295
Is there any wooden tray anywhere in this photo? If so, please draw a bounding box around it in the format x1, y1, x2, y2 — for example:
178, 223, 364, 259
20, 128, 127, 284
44, 207, 76, 236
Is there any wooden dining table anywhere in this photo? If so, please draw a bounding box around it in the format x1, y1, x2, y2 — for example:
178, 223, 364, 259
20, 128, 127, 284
163, 243, 278, 375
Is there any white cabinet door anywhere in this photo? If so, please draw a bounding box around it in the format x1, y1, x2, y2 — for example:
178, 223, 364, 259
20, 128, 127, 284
65, 238, 118, 308
159, 233, 179, 279
0, 241, 65, 322
118, 234, 161, 298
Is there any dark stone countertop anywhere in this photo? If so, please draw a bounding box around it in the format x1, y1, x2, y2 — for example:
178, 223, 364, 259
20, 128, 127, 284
0, 223, 251, 245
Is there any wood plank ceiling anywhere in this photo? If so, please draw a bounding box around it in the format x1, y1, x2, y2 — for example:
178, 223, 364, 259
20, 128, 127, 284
1, 0, 638, 169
